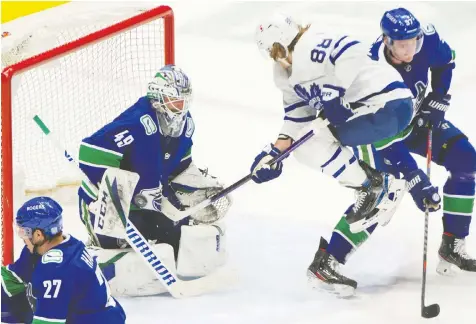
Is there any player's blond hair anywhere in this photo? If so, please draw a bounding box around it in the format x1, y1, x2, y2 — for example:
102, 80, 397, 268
269, 24, 310, 61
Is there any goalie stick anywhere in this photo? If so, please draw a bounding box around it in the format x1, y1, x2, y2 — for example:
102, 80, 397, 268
33, 114, 235, 298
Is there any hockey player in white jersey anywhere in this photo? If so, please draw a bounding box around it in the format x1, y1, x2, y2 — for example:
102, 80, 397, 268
252, 15, 413, 229
252, 15, 414, 296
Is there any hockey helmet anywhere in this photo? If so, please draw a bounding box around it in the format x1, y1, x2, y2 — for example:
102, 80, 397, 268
16, 196, 63, 240
380, 8, 423, 54
255, 14, 300, 60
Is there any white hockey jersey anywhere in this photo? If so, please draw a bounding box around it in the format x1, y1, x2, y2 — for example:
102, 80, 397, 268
274, 25, 412, 140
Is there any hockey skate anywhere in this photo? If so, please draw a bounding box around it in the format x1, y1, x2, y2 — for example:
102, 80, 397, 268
437, 233, 476, 276
346, 161, 406, 233
307, 237, 357, 297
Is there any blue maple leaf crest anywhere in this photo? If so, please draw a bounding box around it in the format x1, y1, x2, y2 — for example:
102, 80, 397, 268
293, 83, 322, 110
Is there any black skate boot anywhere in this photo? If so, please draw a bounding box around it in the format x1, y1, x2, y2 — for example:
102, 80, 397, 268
437, 233, 476, 275
346, 161, 387, 231
307, 237, 357, 297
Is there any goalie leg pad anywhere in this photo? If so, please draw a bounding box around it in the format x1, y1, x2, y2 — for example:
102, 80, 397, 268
91, 244, 176, 297
176, 223, 227, 277
293, 127, 367, 188
87, 168, 139, 239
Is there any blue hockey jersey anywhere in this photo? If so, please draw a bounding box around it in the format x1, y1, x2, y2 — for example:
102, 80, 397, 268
1, 235, 125, 324
78, 96, 195, 210
369, 23, 455, 116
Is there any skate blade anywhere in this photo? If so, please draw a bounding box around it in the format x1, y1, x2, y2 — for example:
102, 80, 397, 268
307, 272, 355, 298
436, 257, 460, 277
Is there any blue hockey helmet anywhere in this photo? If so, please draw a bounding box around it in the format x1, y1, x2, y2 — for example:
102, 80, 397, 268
16, 196, 63, 240
380, 8, 423, 53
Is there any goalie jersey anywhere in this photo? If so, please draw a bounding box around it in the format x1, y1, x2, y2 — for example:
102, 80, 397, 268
277, 25, 412, 140
78, 96, 195, 210
1, 235, 125, 324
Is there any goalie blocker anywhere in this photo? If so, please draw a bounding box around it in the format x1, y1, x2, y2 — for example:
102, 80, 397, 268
79, 164, 231, 297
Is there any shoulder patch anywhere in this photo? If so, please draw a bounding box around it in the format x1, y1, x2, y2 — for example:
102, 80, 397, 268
185, 117, 194, 138
140, 114, 158, 135
42, 249, 64, 264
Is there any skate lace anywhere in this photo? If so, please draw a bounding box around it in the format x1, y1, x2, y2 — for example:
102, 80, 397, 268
328, 255, 341, 272
454, 238, 471, 260
353, 190, 368, 213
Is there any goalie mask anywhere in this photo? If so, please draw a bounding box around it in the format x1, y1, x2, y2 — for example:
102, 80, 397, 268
147, 65, 193, 137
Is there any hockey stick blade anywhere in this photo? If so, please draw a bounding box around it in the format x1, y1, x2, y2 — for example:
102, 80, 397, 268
422, 303, 440, 318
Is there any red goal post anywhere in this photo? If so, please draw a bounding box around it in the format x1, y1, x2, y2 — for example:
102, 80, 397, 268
1, 5, 175, 265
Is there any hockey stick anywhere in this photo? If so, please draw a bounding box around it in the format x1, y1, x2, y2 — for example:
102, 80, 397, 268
421, 123, 440, 318
33, 114, 234, 298
164, 119, 328, 220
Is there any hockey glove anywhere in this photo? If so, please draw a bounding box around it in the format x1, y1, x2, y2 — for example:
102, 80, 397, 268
418, 92, 450, 128
293, 82, 323, 111
404, 169, 441, 212
250, 144, 283, 184
320, 85, 354, 126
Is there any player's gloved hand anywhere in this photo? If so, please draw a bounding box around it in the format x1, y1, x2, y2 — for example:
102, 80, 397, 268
293, 82, 323, 111
250, 144, 282, 183
418, 92, 450, 128
404, 169, 441, 212
320, 84, 354, 126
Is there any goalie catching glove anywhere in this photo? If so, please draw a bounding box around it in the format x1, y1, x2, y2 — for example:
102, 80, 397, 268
161, 163, 233, 224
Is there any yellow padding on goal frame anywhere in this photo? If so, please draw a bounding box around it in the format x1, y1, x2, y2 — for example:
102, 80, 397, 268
1, 1, 70, 23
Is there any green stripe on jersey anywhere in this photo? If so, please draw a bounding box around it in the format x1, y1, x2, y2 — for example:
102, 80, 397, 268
374, 125, 414, 150
79, 143, 122, 168
81, 180, 98, 200
1, 266, 26, 297
32, 316, 66, 324
181, 147, 192, 162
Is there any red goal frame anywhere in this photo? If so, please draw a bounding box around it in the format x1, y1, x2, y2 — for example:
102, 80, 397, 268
1, 5, 175, 265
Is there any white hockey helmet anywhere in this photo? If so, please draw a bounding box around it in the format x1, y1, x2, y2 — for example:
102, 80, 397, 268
147, 65, 192, 136
255, 14, 300, 60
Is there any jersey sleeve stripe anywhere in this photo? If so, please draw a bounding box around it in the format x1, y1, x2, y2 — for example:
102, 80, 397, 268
32, 316, 66, 324
1, 266, 25, 297
284, 101, 307, 113
329, 40, 360, 65
80, 142, 123, 157
333, 35, 348, 50
284, 115, 316, 123
79, 143, 123, 168
355, 81, 408, 103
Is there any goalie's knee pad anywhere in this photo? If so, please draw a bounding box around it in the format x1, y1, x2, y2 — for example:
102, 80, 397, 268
90, 244, 176, 297
177, 222, 227, 277
293, 127, 367, 188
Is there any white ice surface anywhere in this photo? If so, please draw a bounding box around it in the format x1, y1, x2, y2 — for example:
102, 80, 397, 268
9, 2, 476, 323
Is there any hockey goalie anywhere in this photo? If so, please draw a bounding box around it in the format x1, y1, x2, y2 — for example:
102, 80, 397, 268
77, 65, 233, 296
